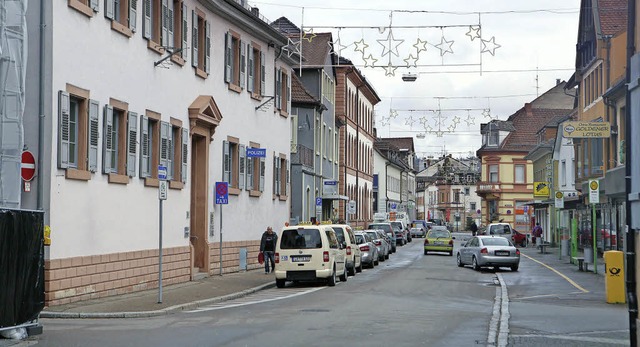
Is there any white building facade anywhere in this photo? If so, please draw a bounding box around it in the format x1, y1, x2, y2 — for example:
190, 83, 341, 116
30, 0, 293, 305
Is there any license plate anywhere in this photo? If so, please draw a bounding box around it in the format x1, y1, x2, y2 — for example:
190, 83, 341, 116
495, 251, 510, 256
292, 256, 311, 262
435, 241, 444, 245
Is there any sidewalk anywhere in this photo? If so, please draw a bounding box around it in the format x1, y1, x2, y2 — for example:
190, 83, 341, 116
40, 269, 275, 318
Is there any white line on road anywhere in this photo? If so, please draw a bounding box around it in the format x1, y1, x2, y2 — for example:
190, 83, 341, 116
510, 334, 629, 345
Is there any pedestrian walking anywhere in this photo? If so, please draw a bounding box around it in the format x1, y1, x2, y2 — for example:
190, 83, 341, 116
532, 223, 543, 247
470, 221, 478, 236
260, 226, 277, 274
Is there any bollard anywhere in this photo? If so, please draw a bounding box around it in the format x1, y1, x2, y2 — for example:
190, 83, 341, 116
603, 250, 625, 304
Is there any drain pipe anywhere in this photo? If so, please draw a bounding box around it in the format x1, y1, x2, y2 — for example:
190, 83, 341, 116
625, 0, 637, 344
37, 0, 45, 211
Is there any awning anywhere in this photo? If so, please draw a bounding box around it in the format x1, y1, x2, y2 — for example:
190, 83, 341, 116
322, 195, 349, 201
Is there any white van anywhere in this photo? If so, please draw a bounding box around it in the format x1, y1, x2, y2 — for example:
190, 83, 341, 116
274, 224, 347, 288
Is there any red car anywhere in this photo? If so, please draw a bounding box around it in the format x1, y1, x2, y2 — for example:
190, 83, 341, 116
511, 230, 528, 247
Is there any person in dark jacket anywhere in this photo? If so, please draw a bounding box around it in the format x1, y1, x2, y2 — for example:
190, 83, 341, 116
260, 227, 278, 274
470, 221, 478, 236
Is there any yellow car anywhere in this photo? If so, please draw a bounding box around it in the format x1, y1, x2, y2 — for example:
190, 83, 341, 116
424, 227, 454, 256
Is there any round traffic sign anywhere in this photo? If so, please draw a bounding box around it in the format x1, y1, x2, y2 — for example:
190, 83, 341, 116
21, 150, 36, 181
216, 182, 228, 195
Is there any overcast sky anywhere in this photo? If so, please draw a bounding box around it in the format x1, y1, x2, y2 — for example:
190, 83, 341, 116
251, 0, 581, 159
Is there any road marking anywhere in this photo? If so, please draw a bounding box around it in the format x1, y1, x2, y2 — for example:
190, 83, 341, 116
184, 286, 326, 313
497, 273, 509, 347
521, 254, 589, 293
510, 334, 628, 345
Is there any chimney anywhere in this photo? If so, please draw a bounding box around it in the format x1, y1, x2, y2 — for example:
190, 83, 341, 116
251, 7, 259, 16
556, 78, 561, 85
524, 103, 532, 116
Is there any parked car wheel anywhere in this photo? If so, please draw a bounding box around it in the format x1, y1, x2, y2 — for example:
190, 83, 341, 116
374, 258, 379, 266
456, 253, 464, 267
348, 265, 356, 277
385, 253, 389, 260
449, 251, 453, 256
276, 279, 286, 288
472, 256, 480, 271
511, 265, 519, 272
424, 249, 428, 255
356, 261, 363, 273
339, 268, 348, 282
327, 267, 337, 287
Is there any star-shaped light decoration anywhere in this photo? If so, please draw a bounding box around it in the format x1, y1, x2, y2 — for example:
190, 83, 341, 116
435, 130, 445, 138
482, 109, 492, 119
423, 124, 433, 133
466, 26, 481, 41
302, 29, 317, 43
405, 116, 416, 126
464, 113, 476, 126
383, 62, 398, 76
433, 111, 447, 127
328, 38, 349, 57
284, 38, 301, 58
377, 29, 404, 57
413, 38, 428, 55
419, 116, 429, 126
354, 39, 369, 54
481, 36, 501, 56
389, 109, 399, 119
434, 36, 454, 56
452, 116, 461, 126
363, 54, 378, 68
378, 26, 386, 34
403, 54, 418, 68
379, 117, 389, 126
447, 124, 457, 132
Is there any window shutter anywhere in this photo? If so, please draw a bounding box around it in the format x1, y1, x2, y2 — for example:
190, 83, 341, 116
140, 115, 150, 177
275, 69, 281, 109
259, 156, 265, 192
142, 0, 151, 39
181, 3, 187, 59
167, 0, 174, 49
103, 105, 114, 173
247, 44, 254, 93
223, 140, 230, 183
90, 0, 99, 12
205, 21, 211, 74
239, 144, 246, 189
191, 10, 198, 68
273, 155, 278, 196
167, 125, 173, 180
58, 91, 70, 169
287, 72, 292, 113
126, 111, 138, 177
129, 0, 138, 32
181, 128, 188, 183
246, 156, 253, 190
105, 0, 114, 19
224, 32, 232, 83
286, 159, 289, 196
291, 115, 298, 153
160, 121, 169, 170
260, 52, 265, 96
161, 0, 169, 47
240, 41, 246, 89
88, 99, 100, 172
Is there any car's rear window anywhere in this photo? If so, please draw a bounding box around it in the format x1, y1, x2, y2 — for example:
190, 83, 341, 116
490, 225, 511, 234
280, 229, 322, 249
355, 235, 365, 244
368, 224, 391, 232
428, 231, 450, 238
365, 231, 378, 240
332, 227, 346, 243
481, 237, 511, 246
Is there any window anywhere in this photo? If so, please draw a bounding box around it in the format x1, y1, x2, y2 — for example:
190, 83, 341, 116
191, 9, 210, 78
223, 137, 241, 193
315, 117, 321, 156
273, 153, 289, 200
489, 164, 499, 183
140, 111, 159, 179
103, 98, 135, 184
322, 123, 327, 158
591, 138, 603, 175
224, 30, 245, 92
561, 160, 567, 186
488, 131, 499, 146
142, 0, 187, 63
247, 43, 265, 97
464, 187, 470, 195
470, 202, 476, 211
245, 142, 265, 196
68, 0, 99, 17
57, 86, 99, 180
453, 189, 460, 203
515, 164, 525, 184
105, 0, 137, 37
158, 119, 187, 185
275, 68, 291, 116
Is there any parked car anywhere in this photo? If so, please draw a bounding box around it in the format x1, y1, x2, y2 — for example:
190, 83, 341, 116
457, 236, 520, 271
330, 224, 363, 276
275, 224, 347, 288
486, 223, 513, 237
364, 230, 385, 264
410, 227, 426, 238
375, 230, 391, 260
424, 228, 454, 256
355, 231, 378, 268
368, 222, 397, 253
390, 221, 410, 243
511, 229, 528, 247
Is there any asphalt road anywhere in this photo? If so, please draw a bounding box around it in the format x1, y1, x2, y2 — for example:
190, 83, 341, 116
8, 233, 631, 347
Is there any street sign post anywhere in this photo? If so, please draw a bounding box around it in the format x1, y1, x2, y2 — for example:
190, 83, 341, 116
215, 182, 229, 275
589, 179, 599, 274
158, 165, 167, 181
21, 150, 36, 181
555, 191, 564, 209
157, 165, 167, 303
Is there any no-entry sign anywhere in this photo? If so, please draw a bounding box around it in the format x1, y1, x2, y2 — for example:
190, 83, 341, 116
21, 151, 36, 181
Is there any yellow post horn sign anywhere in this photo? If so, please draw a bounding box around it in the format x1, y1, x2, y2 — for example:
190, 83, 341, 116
533, 181, 550, 197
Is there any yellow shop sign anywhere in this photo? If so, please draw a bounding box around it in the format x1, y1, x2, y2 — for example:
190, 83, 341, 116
562, 121, 610, 138
533, 181, 550, 197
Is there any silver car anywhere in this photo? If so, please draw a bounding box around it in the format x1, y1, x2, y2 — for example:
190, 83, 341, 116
365, 230, 387, 263
410, 227, 426, 238
355, 231, 378, 268
457, 236, 520, 271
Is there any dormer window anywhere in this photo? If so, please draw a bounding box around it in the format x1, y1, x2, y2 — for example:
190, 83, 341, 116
487, 131, 499, 146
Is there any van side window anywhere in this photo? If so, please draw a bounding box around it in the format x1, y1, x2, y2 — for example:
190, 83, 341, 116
325, 230, 338, 249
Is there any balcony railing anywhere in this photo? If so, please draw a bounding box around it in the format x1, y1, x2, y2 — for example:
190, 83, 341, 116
291, 144, 314, 168
476, 182, 501, 194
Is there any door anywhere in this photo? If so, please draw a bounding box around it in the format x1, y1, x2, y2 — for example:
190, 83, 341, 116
190, 134, 208, 271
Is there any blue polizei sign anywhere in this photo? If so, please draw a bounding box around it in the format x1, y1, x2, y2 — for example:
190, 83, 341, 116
246, 148, 266, 158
